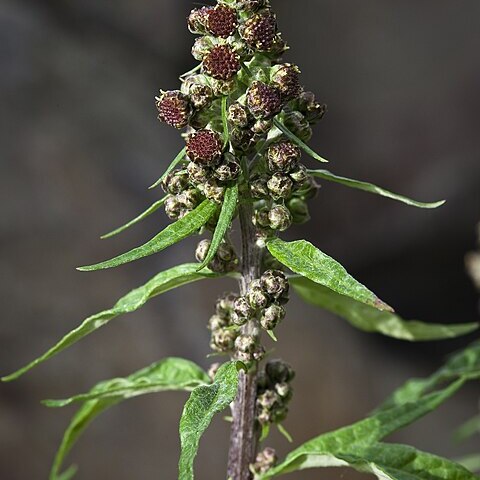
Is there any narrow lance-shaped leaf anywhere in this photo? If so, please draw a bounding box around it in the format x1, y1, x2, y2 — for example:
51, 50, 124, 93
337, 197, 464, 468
149, 147, 187, 190
2, 264, 219, 382
267, 238, 392, 311
78, 200, 217, 271
309, 169, 445, 209
376, 341, 480, 412
221, 95, 229, 148
456, 414, 480, 442
100, 196, 168, 239
258, 378, 468, 479
291, 277, 478, 341
47, 358, 209, 480
273, 118, 328, 163
179, 361, 242, 480
197, 184, 238, 271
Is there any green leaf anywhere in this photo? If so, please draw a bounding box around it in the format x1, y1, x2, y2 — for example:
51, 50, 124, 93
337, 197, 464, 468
456, 414, 480, 442
376, 341, 480, 412
78, 200, 217, 271
179, 361, 241, 480
291, 277, 478, 341
273, 118, 328, 163
309, 169, 445, 209
267, 238, 392, 312
2, 264, 219, 382
149, 147, 187, 190
221, 95, 229, 148
47, 358, 209, 480
258, 378, 468, 479
197, 184, 238, 271
100, 196, 168, 239
457, 454, 480, 473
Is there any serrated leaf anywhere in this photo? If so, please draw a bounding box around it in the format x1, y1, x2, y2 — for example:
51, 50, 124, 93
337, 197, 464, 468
273, 118, 328, 163
267, 238, 392, 312
78, 200, 217, 271
100, 196, 168, 239
291, 277, 478, 341
47, 358, 209, 480
149, 147, 187, 190
2, 264, 219, 382
376, 341, 480, 412
309, 169, 445, 209
179, 361, 241, 480
197, 184, 238, 271
258, 378, 468, 479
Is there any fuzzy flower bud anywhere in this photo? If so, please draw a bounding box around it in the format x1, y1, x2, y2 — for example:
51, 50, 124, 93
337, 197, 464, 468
177, 188, 200, 211
211, 328, 237, 352
275, 382, 293, 401
246, 81, 282, 119
228, 103, 250, 128
216, 241, 237, 263
214, 155, 241, 182
252, 118, 273, 135
215, 293, 238, 318
247, 279, 270, 309
284, 111, 312, 142
257, 390, 280, 411
266, 359, 295, 383
186, 129, 223, 166
203, 178, 225, 204
161, 169, 189, 195
267, 141, 301, 173
195, 239, 211, 263
241, 9, 277, 52
230, 127, 255, 152
296, 91, 328, 123
155, 91, 192, 129
208, 314, 229, 331
260, 303, 286, 330
253, 448, 277, 475
268, 204, 292, 231
253, 206, 271, 228
250, 174, 270, 199
187, 7, 212, 34
206, 5, 238, 38
235, 334, 257, 354
236, 0, 266, 12
260, 269, 289, 299
187, 161, 211, 186
289, 163, 308, 186
183, 77, 214, 110
232, 296, 255, 324
164, 195, 183, 220
191, 37, 214, 62
294, 176, 319, 200
203, 45, 241, 81
267, 173, 293, 200
270, 63, 302, 101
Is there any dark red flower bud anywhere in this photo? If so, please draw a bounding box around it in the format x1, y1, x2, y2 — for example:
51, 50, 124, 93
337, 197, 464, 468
246, 81, 282, 119
155, 91, 192, 129
206, 5, 238, 39
186, 129, 223, 166
241, 10, 277, 52
203, 45, 241, 81
270, 63, 302, 101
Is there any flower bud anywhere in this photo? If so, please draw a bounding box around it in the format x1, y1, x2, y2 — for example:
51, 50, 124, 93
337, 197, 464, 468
217, 241, 237, 263
253, 206, 271, 228
287, 197, 310, 224
265, 359, 295, 383
191, 36, 215, 62
164, 195, 183, 220
284, 111, 312, 142
270, 63, 302, 101
210, 78, 238, 97
260, 303, 286, 330
177, 188, 201, 211
295, 91, 327, 123
268, 204, 292, 231
228, 103, 250, 128
208, 314, 229, 331
187, 161, 211, 186
195, 239, 211, 263
155, 91, 192, 129
187, 7, 212, 34
235, 334, 257, 354
253, 447, 277, 475
257, 409, 273, 425
183, 78, 214, 110
161, 169, 189, 195
240, 9, 277, 52
186, 129, 223, 166
246, 81, 282, 119
260, 270, 289, 299
214, 156, 241, 182
289, 163, 308, 186
206, 5, 238, 39
267, 173, 293, 200
275, 382, 293, 401
257, 390, 280, 410
208, 256, 232, 274
236, 0, 267, 12
252, 118, 273, 135
294, 176, 319, 200
215, 292, 238, 318
211, 328, 237, 352
203, 178, 225, 204
247, 279, 270, 309
267, 141, 301, 173
271, 405, 289, 423
208, 362, 221, 381
230, 127, 255, 151
203, 45, 241, 81
233, 296, 255, 322
250, 174, 270, 199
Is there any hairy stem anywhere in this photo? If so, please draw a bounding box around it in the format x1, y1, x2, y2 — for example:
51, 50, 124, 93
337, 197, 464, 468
227, 159, 262, 480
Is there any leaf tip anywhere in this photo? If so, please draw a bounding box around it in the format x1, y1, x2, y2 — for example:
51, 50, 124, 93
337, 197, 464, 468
375, 298, 395, 313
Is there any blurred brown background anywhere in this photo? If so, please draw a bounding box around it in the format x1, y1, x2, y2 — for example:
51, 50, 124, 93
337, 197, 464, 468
1, 1, 479, 479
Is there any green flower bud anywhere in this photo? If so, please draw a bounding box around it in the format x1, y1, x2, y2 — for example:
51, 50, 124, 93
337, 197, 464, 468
283, 111, 312, 142
155, 91, 192, 129
236, 0, 267, 12
210, 327, 237, 352
295, 91, 327, 124
228, 103, 250, 128
203, 45, 241, 81
208, 314, 229, 331
267, 173, 293, 200
203, 178, 226, 204
271, 405, 289, 423
164, 195, 183, 220
267, 141, 301, 173
260, 270, 289, 299
253, 447, 277, 475
177, 188, 201, 211
195, 239, 211, 263
250, 174, 270, 199
266, 359, 295, 383
214, 155, 241, 182
186, 129, 223, 166
206, 5, 238, 39
161, 169, 189, 195
210, 77, 238, 96
287, 197, 310, 224
240, 9, 277, 52
289, 163, 308, 186
191, 36, 214, 62
268, 204, 292, 231
247, 279, 270, 309
252, 118, 273, 135
246, 81, 282, 119
270, 63, 302, 101
260, 303, 286, 330
257, 409, 273, 425
294, 176, 319, 200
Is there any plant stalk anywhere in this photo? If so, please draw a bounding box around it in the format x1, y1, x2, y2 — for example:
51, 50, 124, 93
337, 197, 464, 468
227, 160, 262, 480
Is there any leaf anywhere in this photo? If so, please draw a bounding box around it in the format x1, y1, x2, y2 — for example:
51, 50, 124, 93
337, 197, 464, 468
178, 361, 242, 480
267, 238, 392, 312
376, 341, 480, 412
291, 277, 478, 341
149, 147, 187, 190
455, 414, 480, 442
221, 95, 229, 148
257, 378, 468, 479
2, 264, 219, 382
47, 358, 209, 480
273, 118, 328, 163
309, 169, 445, 209
457, 454, 480, 473
78, 200, 217, 271
197, 184, 238, 271
100, 196, 168, 239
